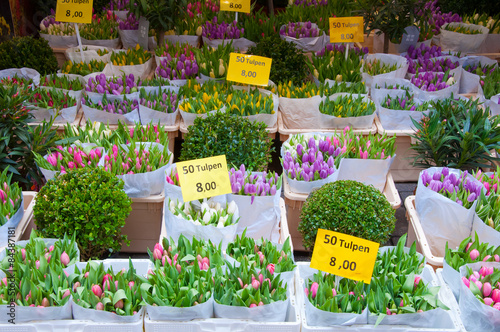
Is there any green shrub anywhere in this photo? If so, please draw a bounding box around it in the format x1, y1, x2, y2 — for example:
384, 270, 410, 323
247, 35, 308, 86
0, 36, 58, 75
180, 111, 273, 172
299, 180, 396, 250
33, 167, 132, 261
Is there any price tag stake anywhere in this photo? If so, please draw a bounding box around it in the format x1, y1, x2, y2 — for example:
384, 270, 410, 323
310, 229, 379, 284
226, 53, 272, 86
220, 0, 251, 14
176, 155, 233, 202
55, 0, 94, 24
329, 17, 364, 43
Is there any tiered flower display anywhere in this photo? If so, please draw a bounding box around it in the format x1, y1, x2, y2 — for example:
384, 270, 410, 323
34, 145, 103, 174
103, 143, 171, 175
41, 74, 85, 91
29, 89, 77, 110
86, 74, 140, 95
410, 70, 456, 91
82, 94, 139, 115
309, 44, 366, 83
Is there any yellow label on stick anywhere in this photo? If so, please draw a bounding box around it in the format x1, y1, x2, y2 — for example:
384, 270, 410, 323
329, 17, 364, 43
55, 0, 94, 24
310, 229, 379, 284
177, 155, 232, 202
220, 0, 251, 14
226, 53, 272, 86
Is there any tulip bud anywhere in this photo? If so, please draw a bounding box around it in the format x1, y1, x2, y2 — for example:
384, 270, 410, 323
61, 251, 70, 266
311, 282, 319, 299
96, 302, 104, 310
114, 299, 123, 309
41, 297, 50, 307
73, 281, 80, 292
462, 276, 470, 288
62, 289, 70, 299
469, 249, 480, 261
414, 276, 421, 287
249, 303, 257, 308
92, 284, 103, 298
176, 264, 182, 274
491, 289, 500, 303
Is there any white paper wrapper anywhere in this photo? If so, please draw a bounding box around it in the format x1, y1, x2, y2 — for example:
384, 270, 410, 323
113, 10, 129, 20
415, 167, 483, 257
438, 23, 489, 53
372, 89, 428, 130
0, 67, 41, 86
164, 35, 200, 47
65, 45, 112, 63
0, 195, 23, 247
336, 157, 394, 192
279, 95, 322, 129
319, 93, 375, 129
361, 54, 409, 89
0, 237, 81, 263
460, 56, 498, 94
119, 30, 155, 50
227, 175, 281, 242
108, 52, 153, 80
459, 262, 500, 332
470, 213, 500, 247
279, 23, 327, 52
139, 104, 178, 126
371, 77, 413, 92
82, 103, 139, 125
214, 298, 289, 322
285, 172, 339, 195
202, 37, 256, 53
30, 105, 78, 123
410, 72, 460, 101
477, 34, 500, 53
72, 300, 144, 323
81, 37, 120, 49
442, 259, 461, 300
232, 86, 278, 127
40, 33, 78, 48
146, 295, 214, 321
0, 296, 72, 323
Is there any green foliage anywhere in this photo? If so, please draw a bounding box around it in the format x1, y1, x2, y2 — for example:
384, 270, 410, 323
247, 35, 308, 86
299, 180, 396, 250
0, 85, 65, 190
0, 36, 58, 75
33, 167, 132, 261
180, 111, 273, 172
482, 68, 500, 100
439, 0, 500, 18
410, 98, 500, 170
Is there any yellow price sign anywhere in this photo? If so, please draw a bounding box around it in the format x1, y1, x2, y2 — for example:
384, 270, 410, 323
310, 229, 379, 284
220, 0, 251, 14
329, 17, 364, 43
177, 155, 232, 202
55, 0, 94, 24
226, 53, 272, 86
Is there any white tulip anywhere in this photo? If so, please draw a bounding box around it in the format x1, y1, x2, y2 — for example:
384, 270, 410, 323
169, 200, 176, 212
446, 76, 455, 86
227, 201, 237, 215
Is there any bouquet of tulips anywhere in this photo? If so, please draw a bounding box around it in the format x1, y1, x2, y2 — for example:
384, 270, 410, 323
178, 90, 224, 114
109, 0, 130, 11
464, 63, 497, 76
319, 94, 376, 118
82, 94, 139, 115
481, 66, 500, 99
29, 88, 77, 110
405, 44, 442, 60
279, 21, 321, 38
445, 234, 500, 272
410, 70, 456, 92
472, 168, 500, 231
380, 90, 431, 111
155, 54, 199, 80
41, 74, 85, 91
442, 24, 483, 34
68, 260, 143, 316
103, 143, 171, 175
363, 59, 401, 76
194, 42, 233, 79
474, 169, 500, 196
61, 60, 107, 76
309, 44, 366, 83
0, 168, 22, 226
272, 80, 366, 98
139, 77, 171, 88
229, 165, 280, 197
420, 167, 483, 209
202, 17, 244, 40
118, 13, 139, 30
138, 88, 178, 114
178, 79, 229, 99
149, 235, 224, 270
110, 44, 151, 66
461, 263, 500, 310
79, 12, 119, 41
40, 20, 75, 36
464, 13, 500, 34
86, 73, 140, 95
155, 40, 196, 60
226, 88, 275, 116
34, 144, 103, 176
407, 57, 459, 75
0, 75, 33, 94
226, 231, 295, 273
167, 199, 238, 228
214, 258, 288, 313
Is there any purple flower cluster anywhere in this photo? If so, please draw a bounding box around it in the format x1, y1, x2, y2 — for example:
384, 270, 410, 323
86, 73, 140, 95
155, 55, 199, 80
201, 17, 244, 40
410, 71, 455, 91
41, 10, 61, 28
82, 96, 139, 115
280, 22, 319, 38
416, 0, 461, 33
294, 0, 327, 6
421, 167, 483, 208
140, 91, 177, 113
229, 164, 279, 198
408, 57, 459, 74
282, 137, 341, 181
118, 13, 139, 30
405, 44, 442, 60
109, 0, 129, 11
316, 43, 368, 57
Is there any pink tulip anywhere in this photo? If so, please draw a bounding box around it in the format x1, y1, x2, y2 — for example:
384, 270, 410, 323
128, 281, 134, 290
251, 279, 260, 289
84, 272, 89, 278
114, 280, 118, 289
96, 302, 104, 310
465, 242, 472, 252
173, 253, 179, 266
103, 279, 111, 291
176, 264, 182, 274
1, 278, 7, 287
258, 301, 264, 306
238, 277, 244, 289
103, 274, 113, 283
258, 274, 264, 285
115, 299, 123, 309
311, 282, 319, 299
483, 282, 492, 297
21, 248, 26, 261
92, 284, 103, 298
462, 276, 470, 288
474, 280, 483, 290
202, 257, 209, 266
73, 281, 80, 292
62, 289, 70, 299
35, 260, 40, 269
249, 303, 257, 308
305, 288, 309, 297
469, 249, 480, 261
493, 303, 500, 310
492, 289, 500, 303
495, 255, 500, 262
349, 291, 355, 295
41, 297, 50, 307
483, 255, 492, 262
153, 248, 162, 260
153, 243, 163, 253
332, 288, 337, 297
266, 263, 275, 275
484, 297, 494, 306
414, 276, 421, 287
201, 262, 209, 270
61, 251, 70, 266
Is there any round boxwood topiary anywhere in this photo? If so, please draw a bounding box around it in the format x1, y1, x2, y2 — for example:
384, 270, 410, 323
33, 167, 132, 261
298, 180, 396, 250
0, 36, 58, 75
180, 111, 274, 172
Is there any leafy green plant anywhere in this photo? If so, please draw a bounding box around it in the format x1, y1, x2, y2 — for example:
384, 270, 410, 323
33, 167, 132, 261
247, 35, 308, 85
482, 68, 500, 100
299, 180, 396, 250
0, 85, 65, 190
180, 111, 273, 172
0, 36, 58, 75
410, 98, 500, 170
